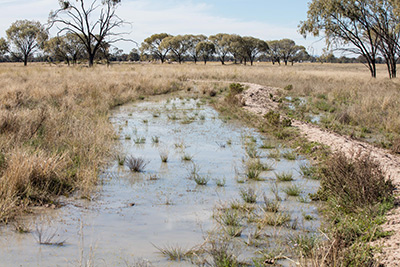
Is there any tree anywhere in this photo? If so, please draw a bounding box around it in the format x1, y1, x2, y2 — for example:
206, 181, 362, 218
141, 33, 172, 63
44, 34, 84, 65
49, 0, 128, 67
278, 39, 305, 65
209, 33, 231, 64
196, 41, 215, 64
267, 40, 281, 65
128, 48, 140, 61
161, 35, 191, 64
6, 20, 48, 66
299, 0, 380, 77
186, 34, 206, 64
0, 38, 8, 58
366, 0, 400, 78
290, 45, 309, 65
241, 36, 269, 65
227, 35, 245, 64
45, 36, 69, 64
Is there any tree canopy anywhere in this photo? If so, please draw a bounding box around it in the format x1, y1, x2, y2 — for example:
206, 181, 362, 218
300, 0, 400, 78
6, 20, 48, 66
140, 33, 172, 63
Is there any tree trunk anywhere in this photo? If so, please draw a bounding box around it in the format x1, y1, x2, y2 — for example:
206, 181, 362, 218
368, 62, 376, 78
24, 54, 28, 66
391, 61, 396, 78
89, 53, 95, 67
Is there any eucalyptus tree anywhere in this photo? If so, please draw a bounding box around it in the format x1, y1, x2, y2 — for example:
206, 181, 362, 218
365, 0, 400, 78
299, 0, 380, 77
186, 34, 206, 64
6, 20, 48, 66
241, 36, 269, 65
140, 33, 172, 63
209, 33, 231, 64
227, 34, 245, 64
161, 35, 191, 64
0, 38, 8, 58
267, 40, 281, 65
45, 33, 84, 65
289, 45, 309, 65
196, 41, 215, 64
278, 39, 306, 65
49, 0, 128, 67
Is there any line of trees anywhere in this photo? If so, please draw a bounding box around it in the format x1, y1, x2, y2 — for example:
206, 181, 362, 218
300, 0, 400, 78
139, 33, 310, 65
0, 27, 311, 66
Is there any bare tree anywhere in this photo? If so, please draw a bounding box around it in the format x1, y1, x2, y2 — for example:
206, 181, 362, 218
49, 0, 129, 67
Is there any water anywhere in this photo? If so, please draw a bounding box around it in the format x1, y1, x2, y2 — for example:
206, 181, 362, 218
0, 97, 320, 266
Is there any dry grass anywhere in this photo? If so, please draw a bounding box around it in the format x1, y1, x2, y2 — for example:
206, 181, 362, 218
0, 61, 398, 222
0, 62, 186, 221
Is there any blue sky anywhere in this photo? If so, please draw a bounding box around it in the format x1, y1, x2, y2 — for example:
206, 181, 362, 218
0, 0, 326, 54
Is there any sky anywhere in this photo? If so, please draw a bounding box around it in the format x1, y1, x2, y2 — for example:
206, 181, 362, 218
0, 0, 326, 55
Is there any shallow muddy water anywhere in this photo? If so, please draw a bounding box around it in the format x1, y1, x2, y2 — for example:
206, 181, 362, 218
0, 97, 320, 266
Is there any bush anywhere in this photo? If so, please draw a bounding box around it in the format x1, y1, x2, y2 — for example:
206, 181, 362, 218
264, 111, 280, 126
229, 83, 244, 95
321, 151, 394, 212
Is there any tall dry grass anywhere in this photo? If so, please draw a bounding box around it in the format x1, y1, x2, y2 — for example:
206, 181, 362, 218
0, 63, 185, 222
0, 61, 398, 222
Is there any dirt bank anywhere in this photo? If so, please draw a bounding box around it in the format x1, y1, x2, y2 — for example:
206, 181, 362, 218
240, 82, 400, 266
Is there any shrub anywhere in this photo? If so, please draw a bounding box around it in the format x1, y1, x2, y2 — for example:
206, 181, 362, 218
284, 84, 293, 91
321, 151, 394, 212
264, 111, 280, 126
229, 83, 245, 95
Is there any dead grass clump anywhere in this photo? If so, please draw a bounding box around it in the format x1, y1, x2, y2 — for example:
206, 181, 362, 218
2, 149, 70, 204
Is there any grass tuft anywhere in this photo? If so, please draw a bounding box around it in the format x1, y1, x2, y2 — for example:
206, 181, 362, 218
125, 156, 149, 172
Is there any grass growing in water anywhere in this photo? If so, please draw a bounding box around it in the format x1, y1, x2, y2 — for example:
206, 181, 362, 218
263, 195, 280, 213
133, 136, 146, 144
298, 163, 317, 179
187, 164, 209, 185
159, 150, 169, 163
275, 171, 294, 182
125, 156, 149, 172
283, 184, 302, 196
154, 244, 194, 261
239, 187, 257, 203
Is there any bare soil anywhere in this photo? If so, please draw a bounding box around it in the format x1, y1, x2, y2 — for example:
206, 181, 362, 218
239, 82, 400, 266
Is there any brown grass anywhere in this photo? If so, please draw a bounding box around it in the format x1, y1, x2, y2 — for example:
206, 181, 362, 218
0, 61, 398, 222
